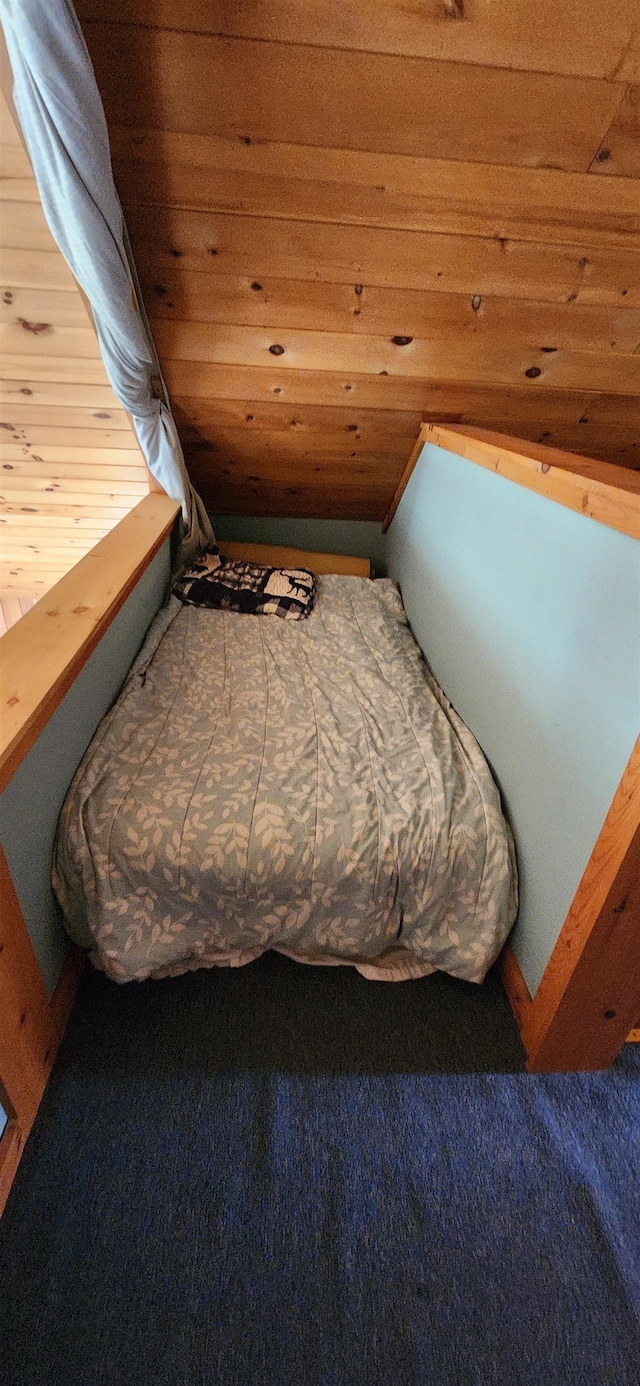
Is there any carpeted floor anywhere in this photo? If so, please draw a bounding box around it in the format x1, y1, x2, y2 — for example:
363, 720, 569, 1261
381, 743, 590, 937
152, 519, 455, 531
0, 953, 638, 1386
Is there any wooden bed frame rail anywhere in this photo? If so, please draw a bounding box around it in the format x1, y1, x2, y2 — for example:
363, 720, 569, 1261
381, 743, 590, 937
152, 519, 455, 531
387, 422, 640, 1071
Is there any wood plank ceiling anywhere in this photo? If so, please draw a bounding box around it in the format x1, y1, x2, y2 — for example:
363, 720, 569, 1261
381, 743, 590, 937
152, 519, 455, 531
77, 1, 640, 521
0, 91, 150, 599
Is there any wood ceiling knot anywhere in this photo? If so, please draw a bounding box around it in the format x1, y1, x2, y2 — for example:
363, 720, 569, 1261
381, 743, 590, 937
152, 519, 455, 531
69, 0, 640, 520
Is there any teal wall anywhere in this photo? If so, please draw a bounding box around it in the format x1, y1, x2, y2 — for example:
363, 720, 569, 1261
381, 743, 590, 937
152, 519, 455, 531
0, 540, 171, 998
212, 515, 387, 574
385, 443, 639, 997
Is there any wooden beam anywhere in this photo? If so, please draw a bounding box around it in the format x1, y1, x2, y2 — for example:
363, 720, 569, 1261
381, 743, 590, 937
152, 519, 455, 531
381, 431, 427, 532
384, 423, 640, 538
0, 845, 53, 1120
0, 493, 180, 793
524, 739, 640, 1071
497, 945, 533, 1039
0, 843, 85, 1216
219, 540, 370, 578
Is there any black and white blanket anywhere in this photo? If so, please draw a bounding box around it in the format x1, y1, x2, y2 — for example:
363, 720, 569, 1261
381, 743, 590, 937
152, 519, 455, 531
173, 546, 316, 620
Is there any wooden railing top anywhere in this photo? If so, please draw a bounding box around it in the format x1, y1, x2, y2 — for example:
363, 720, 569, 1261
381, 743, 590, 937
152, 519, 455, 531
382, 423, 640, 538
0, 493, 180, 794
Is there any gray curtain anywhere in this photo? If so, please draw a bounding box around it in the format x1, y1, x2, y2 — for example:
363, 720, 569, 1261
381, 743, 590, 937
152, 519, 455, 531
0, 0, 213, 567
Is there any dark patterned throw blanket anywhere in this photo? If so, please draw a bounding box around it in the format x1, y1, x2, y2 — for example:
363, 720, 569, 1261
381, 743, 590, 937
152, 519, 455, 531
173, 546, 316, 620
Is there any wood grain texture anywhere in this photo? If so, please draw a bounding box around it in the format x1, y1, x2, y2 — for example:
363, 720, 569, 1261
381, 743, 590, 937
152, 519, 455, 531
77, 8, 640, 519
75, 0, 640, 82
127, 205, 640, 308
0, 861, 84, 1217
0, 90, 150, 598
151, 318, 640, 397
386, 423, 640, 537
497, 945, 533, 1038
591, 85, 640, 178
111, 126, 640, 250
524, 739, 640, 1072
0, 844, 53, 1120
81, 24, 625, 173
0, 493, 180, 791
219, 540, 370, 578
142, 271, 640, 354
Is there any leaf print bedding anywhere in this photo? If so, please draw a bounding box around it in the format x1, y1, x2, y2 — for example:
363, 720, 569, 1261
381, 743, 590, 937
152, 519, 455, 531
53, 576, 518, 984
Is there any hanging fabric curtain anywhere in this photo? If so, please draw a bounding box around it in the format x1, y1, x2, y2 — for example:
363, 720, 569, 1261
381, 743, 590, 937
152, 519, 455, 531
0, 0, 213, 566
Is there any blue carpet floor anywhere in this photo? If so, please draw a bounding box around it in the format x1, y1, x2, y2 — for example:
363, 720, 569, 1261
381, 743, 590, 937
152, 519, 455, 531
0, 953, 638, 1385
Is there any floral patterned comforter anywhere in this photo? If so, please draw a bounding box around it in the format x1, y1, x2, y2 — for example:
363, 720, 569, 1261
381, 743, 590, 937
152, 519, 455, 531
53, 577, 517, 983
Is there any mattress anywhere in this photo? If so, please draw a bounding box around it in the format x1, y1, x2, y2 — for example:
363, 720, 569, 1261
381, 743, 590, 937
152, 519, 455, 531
53, 576, 517, 983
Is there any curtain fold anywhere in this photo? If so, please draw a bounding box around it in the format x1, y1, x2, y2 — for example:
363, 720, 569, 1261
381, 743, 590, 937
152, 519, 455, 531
0, 0, 214, 567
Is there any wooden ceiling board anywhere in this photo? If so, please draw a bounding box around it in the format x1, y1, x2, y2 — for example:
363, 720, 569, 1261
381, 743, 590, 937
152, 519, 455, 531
145, 273, 640, 354
110, 126, 640, 249
0, 378, 121, 410
77, 1, 640, 84
81, 24, 627, 174
589, 85, 640, 178
0, 287, 96, 330
74, 6, 640, 520
151, 319, 640, 396
1, 248, 77, 292
163, 361, 597, 416
0, 92, 150, 603
0, 199, 56, 251
125, 206, 640, 308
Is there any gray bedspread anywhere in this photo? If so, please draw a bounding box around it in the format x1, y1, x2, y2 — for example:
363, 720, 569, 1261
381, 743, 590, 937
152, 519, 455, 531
54, 577, 517, 983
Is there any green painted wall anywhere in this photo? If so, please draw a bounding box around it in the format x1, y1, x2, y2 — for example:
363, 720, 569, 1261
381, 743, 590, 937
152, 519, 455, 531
0, 541, 171, 997
212, 515, 387, 574
385, 443, 639, 997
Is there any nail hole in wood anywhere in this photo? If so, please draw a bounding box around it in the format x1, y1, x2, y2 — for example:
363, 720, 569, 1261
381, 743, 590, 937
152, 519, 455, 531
269, 344, 285, 356
525, 367, 542, 378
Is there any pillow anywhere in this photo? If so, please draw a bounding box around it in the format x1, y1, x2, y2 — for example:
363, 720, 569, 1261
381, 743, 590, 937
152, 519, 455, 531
173, 548, 316, 621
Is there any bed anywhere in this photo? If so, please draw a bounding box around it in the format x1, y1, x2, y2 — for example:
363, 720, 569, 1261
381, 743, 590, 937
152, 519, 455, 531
53, 547, 517, 985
